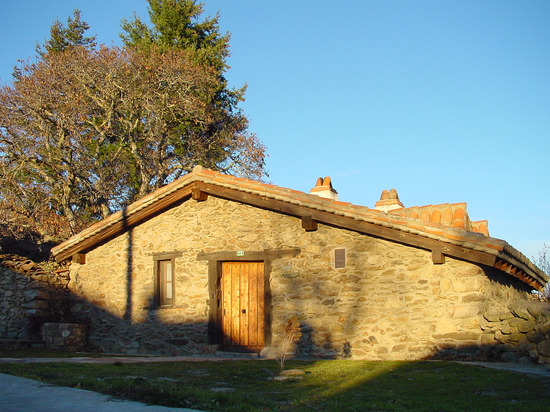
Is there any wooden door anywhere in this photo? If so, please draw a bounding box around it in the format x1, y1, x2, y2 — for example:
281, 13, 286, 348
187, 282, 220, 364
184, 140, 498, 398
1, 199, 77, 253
221, 261, 265, 351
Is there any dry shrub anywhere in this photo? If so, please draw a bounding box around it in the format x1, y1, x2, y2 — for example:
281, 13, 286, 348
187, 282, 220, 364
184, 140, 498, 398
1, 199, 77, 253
278, 315, 302, 372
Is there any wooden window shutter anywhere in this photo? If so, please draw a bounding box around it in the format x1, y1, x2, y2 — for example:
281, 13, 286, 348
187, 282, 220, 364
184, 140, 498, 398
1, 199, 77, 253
334, 248, 346, 268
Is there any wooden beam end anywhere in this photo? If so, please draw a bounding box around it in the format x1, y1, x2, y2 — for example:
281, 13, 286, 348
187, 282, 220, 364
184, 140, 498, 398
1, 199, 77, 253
301, 216, 318, 232
72, 253, 86, 264
432, 249, 445, 265
192, 187, 208, 202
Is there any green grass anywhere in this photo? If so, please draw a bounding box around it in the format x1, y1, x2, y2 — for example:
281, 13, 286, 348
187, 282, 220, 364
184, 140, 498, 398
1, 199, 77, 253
0, 352, 549, 411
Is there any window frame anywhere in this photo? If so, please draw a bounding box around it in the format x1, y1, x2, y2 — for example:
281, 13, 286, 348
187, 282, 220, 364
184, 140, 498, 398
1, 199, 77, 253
153, 252, 182, 308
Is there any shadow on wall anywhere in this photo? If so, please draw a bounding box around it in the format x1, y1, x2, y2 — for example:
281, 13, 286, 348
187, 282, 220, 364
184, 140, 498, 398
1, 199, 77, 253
0, 257, 70, 341
3, 258, 550, 363
273, 255, 369, 360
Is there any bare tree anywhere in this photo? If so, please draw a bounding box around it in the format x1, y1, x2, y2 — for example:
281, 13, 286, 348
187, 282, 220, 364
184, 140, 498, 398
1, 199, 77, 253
1, 44, 266, 236
533, 244, 550, 301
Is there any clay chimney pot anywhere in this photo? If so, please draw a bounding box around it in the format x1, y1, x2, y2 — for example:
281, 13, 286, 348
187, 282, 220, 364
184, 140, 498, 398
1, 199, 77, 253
310, 176, 339, 200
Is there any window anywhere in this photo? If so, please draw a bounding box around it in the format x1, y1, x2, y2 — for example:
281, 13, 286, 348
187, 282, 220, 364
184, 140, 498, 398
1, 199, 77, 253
153, 252, 181, 307
334, 248, 346, 269
157, 259, 174, 307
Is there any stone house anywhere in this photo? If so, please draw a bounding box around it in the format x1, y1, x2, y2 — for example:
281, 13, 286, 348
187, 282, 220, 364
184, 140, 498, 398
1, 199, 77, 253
51, 166, 548, 359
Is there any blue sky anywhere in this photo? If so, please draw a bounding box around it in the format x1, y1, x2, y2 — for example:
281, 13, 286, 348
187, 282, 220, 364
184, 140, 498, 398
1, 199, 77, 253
1, 1, 549, 260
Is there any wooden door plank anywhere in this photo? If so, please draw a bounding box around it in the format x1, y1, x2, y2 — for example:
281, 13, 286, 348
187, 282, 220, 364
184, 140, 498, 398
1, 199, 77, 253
248, 262, 258, 346
222, 262, 232, 346
240, 263, 249, 346
257, 262, 265, 346
231, 263, 240, 346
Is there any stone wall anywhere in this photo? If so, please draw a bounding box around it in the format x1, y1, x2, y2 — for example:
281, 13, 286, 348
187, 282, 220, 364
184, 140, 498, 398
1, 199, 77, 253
67, 195, 533, 358
480, 301, 550, 365
0, 255, 70, 341
41, 322, 87, 351
269, 231, 530, 360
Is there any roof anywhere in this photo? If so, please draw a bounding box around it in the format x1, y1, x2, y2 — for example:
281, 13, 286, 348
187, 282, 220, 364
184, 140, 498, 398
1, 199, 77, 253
392, 203, 489, 236
51, 165, 548, 290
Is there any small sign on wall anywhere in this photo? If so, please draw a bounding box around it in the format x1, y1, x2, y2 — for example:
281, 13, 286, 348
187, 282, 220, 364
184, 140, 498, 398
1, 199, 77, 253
334, 248, 346, 268
236, 250, 245, 256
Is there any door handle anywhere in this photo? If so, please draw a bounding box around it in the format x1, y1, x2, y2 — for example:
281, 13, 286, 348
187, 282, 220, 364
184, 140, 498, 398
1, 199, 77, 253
241, 309, 246, 314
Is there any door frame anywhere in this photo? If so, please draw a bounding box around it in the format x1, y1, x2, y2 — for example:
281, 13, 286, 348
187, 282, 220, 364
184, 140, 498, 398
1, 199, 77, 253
197, 248, 300, 350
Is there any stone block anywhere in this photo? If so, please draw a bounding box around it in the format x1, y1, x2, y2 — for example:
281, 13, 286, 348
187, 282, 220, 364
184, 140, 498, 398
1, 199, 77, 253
435, 317, 456, 335
506, 333, 524, 343
494, 330, 506, 343
461, 293, 484, 303
526, 331, 545, 344
479, 316, 494, 331
391, 344, 406, 352
518, 337, 535, 352
508, 302, 535, 320
433, 331, 478, 341
451, 279, 479, 293
453, 305, 480, 319
437, 342, 458, 350
499, 312, 515, 321
375, 347, 388, 354
23, 288, 50, 301
500, 351, 521, 362
537, 323, 550, 336
516, 319, 536, 333
518, 356, 536, 364
537, 340, 550, 357
526, 302, 550, 320
500, 323, 512, 335
480, 333, 496, 345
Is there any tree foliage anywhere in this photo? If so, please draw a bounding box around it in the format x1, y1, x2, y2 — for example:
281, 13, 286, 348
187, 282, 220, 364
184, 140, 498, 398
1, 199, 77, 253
121, 0, 229, 70
120, 1, 257, 178
0, 1, 266, 242
36, 9, 97, 57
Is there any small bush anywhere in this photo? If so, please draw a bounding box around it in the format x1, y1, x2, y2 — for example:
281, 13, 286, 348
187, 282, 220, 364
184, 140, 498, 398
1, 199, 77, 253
278, 315, 302, 372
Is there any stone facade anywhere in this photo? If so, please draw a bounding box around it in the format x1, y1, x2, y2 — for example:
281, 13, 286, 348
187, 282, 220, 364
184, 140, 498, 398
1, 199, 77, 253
0, 255, 70, 341
480, 301, 550, 365
66, 195, 534, 359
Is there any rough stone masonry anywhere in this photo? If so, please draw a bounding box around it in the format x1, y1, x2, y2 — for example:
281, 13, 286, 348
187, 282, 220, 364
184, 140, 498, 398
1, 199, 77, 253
63, 195, 537, 359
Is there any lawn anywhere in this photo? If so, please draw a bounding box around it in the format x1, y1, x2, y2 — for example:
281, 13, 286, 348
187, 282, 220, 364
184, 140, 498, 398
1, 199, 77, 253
0, 350, 549, 411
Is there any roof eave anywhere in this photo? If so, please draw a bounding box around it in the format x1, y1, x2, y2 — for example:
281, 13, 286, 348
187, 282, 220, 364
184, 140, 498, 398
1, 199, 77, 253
51, 172, 547, 290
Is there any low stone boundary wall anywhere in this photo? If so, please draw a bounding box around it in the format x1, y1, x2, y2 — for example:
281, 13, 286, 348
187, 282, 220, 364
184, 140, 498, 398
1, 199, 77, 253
481, 301, 550, 365
0, 254, 70, 341
41, 323, 87, 351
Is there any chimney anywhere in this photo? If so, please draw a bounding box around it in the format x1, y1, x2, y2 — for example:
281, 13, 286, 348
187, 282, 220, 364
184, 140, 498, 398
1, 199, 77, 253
375, 188, 404, 212
310, 177, 339, 201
